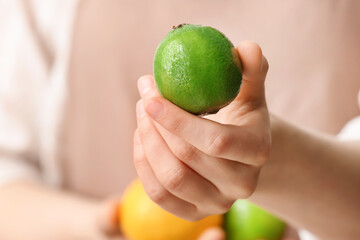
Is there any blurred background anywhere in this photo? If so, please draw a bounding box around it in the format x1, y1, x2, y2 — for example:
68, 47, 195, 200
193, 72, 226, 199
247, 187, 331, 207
0, 1, 360, 238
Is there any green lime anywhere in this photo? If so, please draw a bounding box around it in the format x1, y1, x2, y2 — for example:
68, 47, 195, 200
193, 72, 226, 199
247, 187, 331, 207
224, 200, 286, 240
153, 24, 242, 115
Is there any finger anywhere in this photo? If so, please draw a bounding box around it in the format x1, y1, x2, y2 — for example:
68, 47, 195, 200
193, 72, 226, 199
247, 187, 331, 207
97, 198, 121, 235
156, 123, 260, 199
139, 86, 267, 166
214, 41, 269, 125
138, 75, 162, 99
136, 100, 225, 215
235, 41, 268, 105
197, 227, 225, 240
137, 74, 269, 166
133, 128, 199, 220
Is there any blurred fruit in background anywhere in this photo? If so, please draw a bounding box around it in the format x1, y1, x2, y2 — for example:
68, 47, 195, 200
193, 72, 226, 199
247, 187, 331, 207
119, 179, 285, 240
119, 179, 223, 240
224, 200, 286, 240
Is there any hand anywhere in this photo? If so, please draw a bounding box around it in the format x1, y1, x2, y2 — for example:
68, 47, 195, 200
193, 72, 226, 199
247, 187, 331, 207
96, 198, 125, 240
134, 41, 270, 220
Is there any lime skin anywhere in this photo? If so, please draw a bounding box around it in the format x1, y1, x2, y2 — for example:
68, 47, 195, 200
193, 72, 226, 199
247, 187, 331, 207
153, 24, 242, 115
224, 200, 286, 240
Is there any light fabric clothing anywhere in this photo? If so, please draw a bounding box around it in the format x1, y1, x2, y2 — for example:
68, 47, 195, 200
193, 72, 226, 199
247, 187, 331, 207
299, 90, 360, 240
338, 92, 360, 140
339, 115, 360, 140
298, 230, 319, 240
0, 0, 79, 187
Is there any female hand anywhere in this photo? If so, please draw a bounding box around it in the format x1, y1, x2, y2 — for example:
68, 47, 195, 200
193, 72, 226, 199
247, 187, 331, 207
134, 41, 270, 220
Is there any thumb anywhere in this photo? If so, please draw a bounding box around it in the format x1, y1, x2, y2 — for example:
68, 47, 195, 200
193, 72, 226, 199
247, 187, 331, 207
234, 41, 268, 107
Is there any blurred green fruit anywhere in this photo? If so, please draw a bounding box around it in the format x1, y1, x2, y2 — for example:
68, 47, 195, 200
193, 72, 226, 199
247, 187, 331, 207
224, 200, 286, 240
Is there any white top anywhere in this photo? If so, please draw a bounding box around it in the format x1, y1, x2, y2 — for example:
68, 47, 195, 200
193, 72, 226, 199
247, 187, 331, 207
338, 92, 360, 140
0, 0, 79, 186
299, 90, 360, 240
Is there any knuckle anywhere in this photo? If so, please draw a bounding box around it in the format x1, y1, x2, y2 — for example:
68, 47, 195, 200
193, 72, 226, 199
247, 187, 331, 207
217, 199, 235, 214
254, 132, 271, 166
173, 144, 198, 162
186, 214, 204, 222
237, 180, 257, 199
139, 122, 153, 137
133, 155, 146, 171
160, 167, 187, 192
187, 208, 211, 222
167, 117, 185, 134
223, 199, 236, 212
207, 133, 232, 156
146, 186, 169, 204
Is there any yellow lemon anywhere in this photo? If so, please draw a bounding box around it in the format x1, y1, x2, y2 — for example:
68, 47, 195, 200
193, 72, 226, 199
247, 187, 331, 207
119, 179, 223, 240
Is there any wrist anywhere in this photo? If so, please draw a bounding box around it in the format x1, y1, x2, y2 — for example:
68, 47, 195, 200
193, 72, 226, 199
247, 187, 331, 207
248, 114, 303, 215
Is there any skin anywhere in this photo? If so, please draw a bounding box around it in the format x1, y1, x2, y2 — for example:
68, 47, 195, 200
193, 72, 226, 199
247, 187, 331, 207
135, 41, 360, 239
0, 180, 225, 240
251, 117, 360, 239
135, 41, 270, 221
0, 41, 296, 240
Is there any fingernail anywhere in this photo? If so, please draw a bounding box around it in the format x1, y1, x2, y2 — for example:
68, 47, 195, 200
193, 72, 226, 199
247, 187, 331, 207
136, 100, 146, 119
138, 76, 153, 95
260, 55, 268, 72
146, 100, 163, 119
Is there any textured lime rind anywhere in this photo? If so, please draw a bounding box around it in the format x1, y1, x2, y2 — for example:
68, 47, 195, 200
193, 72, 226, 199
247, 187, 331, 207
154, 24, 242, 115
